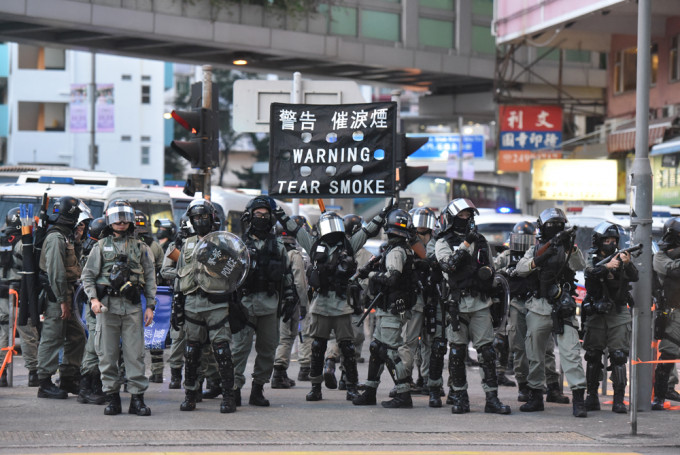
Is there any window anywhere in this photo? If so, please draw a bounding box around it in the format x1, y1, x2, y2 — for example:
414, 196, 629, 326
614, 47, 637, 94
141, 85, 150, 104
422, 0, 455, 9
328, 6, 357, 36
472, 25, 495, 55
361, 10, 400, 41
141, 136, 151, 142
472, 0, 493, 15
17, 45, 65, 70
670, 35, 679, 82
18, 102, 66, 131
141, 146, 150, 165
121, 74, 132, 81
121, 135, 132, 141
419, 18, 454, 48
141, 75, 151, 81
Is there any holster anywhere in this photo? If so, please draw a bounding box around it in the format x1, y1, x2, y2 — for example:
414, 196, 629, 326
38, 272, 58, 302
551, 305, 564, 335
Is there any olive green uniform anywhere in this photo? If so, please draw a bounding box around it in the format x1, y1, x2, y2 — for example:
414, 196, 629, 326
11, 239, 40, 373
515, 245, 586, 392
37, 225, 87, 381
1, 239, 23, 367
81, 235, 156, 394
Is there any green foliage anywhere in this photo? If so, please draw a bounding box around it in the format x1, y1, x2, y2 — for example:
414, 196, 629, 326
232, 133, 270, 189
181, 0, 325, 18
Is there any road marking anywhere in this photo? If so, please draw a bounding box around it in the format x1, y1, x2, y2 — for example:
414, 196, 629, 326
49, 451, 642, 455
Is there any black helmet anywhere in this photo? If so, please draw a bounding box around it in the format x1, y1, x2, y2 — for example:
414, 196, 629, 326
537, 207, 567, 241
343, 214, 363, 237
105, 200, 136, 232
385, 209, 413, 238
318, 211, 345, 244
662, 217, 680, 247
186, 199, 216, 237
509, 221, 537, 252
154, 218, 178, 241
5, 207, 21, 233
88, 217, 108, 241
53, 196, 82, 227
592, 221, 622, 252
242, 196, 276, 233
134, 210, 150, 235
179, 214, 195, 237
410, 207, 437, 231
445, 198, 479, 233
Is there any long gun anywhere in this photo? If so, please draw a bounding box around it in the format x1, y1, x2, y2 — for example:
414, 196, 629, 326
535, 226, 577, 258
595, 243, 643, 267
348, 254, 382, 314
355, 291, 383, 327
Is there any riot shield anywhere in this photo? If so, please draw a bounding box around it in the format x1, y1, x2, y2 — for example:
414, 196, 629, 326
192, 232, 250, 294
491, 272, 511, 329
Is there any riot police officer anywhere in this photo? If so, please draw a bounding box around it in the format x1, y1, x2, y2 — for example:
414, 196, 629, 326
81, 200, 156, 416
353, 209, 417, 408
652, 217, 680, 410
495, 221, 568, 404
582, 222, 637, 414
36, 197, 88, 399
515, 208, 588, 417
276, 202, 390, 402
435, 198, 511, 415
154, 218, 178, 254
233, 196, 295, 407
0, 208, 23, 386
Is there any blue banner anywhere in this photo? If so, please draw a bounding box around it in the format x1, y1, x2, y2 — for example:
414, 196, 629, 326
143, 286, 173, 350
407, 133, 485, 159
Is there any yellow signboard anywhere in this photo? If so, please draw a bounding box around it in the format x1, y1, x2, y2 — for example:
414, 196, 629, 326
531, 159, 618, 201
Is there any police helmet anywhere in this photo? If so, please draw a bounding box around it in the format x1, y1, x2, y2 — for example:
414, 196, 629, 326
53, 196, 82, 227
343, 214, 364, 237
242, 196, 276, 232
318, 211, 345, 241
592, 222, 622, 249
88, 217, 108, 241
134, 210, 150, 234
509, 221, 537, 252
662, 217, 680, 247
186, 199, 216, 236
179, 214, 195, 237
154, 218, 178, 241
445, 198, 479, 233
385, 209, 413, 238
105, 200, 136, 230
410, 207, 437, 231
537, 207, 567, 241
5, 207, 22, 233
76, 201, 93, 227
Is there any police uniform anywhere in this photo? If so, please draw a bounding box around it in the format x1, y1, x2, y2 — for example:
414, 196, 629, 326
0, 219, 22, 386
37, 220, 87, 398
515, 208, 587, 417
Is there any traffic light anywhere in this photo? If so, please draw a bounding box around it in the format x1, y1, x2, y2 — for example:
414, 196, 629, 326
395, 134, 429, 191
170, 82, 219, 169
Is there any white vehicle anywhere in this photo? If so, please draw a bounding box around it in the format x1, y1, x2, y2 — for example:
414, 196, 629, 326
579, 203, 679, 241
0, 180, 174, 231
473, 212, 536, 249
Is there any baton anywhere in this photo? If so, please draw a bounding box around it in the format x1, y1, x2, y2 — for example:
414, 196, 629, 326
355, 291, 383, 327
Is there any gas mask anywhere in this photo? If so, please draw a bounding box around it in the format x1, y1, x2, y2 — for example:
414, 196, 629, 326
601, 242, 617, 256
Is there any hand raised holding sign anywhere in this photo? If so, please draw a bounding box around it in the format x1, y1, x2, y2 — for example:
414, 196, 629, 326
378, 198, 395, 220
273, 203, 289, 224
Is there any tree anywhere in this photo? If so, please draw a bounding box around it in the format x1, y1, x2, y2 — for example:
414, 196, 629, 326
232, 133, 270, 189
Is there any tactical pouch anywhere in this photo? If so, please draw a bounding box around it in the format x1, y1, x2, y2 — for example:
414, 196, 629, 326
207, 292, 231, 304
424, 303, 437, 335
228, 297, 251, 334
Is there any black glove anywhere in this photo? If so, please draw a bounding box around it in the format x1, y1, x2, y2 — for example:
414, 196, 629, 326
174, 236, 184, 251
533, 244, 556, 267
273, 205, 289, 224
378, 198, 395, 220
390, 298, 407, 315
356, 266, 370, 280
281, 288, 297, 322
465, 231, 480, 245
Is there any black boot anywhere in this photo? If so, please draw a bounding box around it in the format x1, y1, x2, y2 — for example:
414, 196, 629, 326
388, 385, 398, 398
59, 375, 80, 395
271, 365, 295, 389
381, 391, 413, 408
0, 370, 7, 387
517, 382, 530, 402
297, 366, 311, 382
429, 387, 442, 408
612, 387, 627, 414
77, 373, 106, 405
129, 393, 151, 416
610, 359, 627, 414
352, 386, 377, 405
338, 371, 347, 391
37, 377, 68, 399
445, 388, 455, 405
234, 388, 241, 407
572, 388, 588, 418
220, 388, 236, 414
180, 389, 197, 411
546, 382, 570, 404
519, 388, 544, 412
90, 369, 106, 404
420, 377, 430, 396
104, 392, 122, 415
497, 371, 516, 387
306, 383, 323, 401
323, 358, 337, 389
249, 382, 270, 407
450, 390, 470, 414
149, 372, 163, 383
652, 363, 672, 410
585, 356, 602, 410
169, 368, 182, 389
28, 370, 39, 387
484, 390, 511, 414
345, 383, 359, 401
203, 378, 222, 399
666, 387, 680, 402
211, 341, 236, 414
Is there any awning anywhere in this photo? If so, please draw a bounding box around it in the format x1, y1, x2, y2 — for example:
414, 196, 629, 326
651, 136, 680, 156
607, 121, 670, 154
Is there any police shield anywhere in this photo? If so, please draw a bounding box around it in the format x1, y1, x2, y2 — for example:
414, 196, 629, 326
491, 272, 511, 329
192, 232, 250, 294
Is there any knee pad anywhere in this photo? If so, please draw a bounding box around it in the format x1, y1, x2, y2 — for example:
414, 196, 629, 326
609, 349, 628, 366
311, 338, 327, 358
449, 344, 467, 362
338, 340, 356, 360
492, 333, 508, 353
211, 340, 231, 358
584, 349, 604, 363
432, 338, 447, 357
369, 339, 388, 362
477, 343, 496, 365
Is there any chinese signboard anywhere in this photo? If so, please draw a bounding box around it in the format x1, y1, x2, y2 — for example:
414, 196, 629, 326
407, 133, 485, 159
531, 159, 617, 201
498, 150, 562, 172
498, 105, 562, 172
269, 102, 397, 198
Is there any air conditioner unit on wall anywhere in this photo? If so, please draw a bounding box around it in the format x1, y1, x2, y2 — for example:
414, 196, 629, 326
662, 104, 677, 119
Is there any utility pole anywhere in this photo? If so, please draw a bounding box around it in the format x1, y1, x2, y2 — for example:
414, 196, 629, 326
202, 65, 213, 200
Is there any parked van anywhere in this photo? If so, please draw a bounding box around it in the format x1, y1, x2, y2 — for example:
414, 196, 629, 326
0, 182, 174, 231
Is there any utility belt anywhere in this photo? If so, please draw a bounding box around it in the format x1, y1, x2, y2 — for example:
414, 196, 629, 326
95, 283, 142, 304
242, 278, 278, 297
189, 288, 232, 304
39, 271, 74, 303
317, 282, 348, 300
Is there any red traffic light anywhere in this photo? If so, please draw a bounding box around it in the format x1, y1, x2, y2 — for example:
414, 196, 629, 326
171, 110, 201, 134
